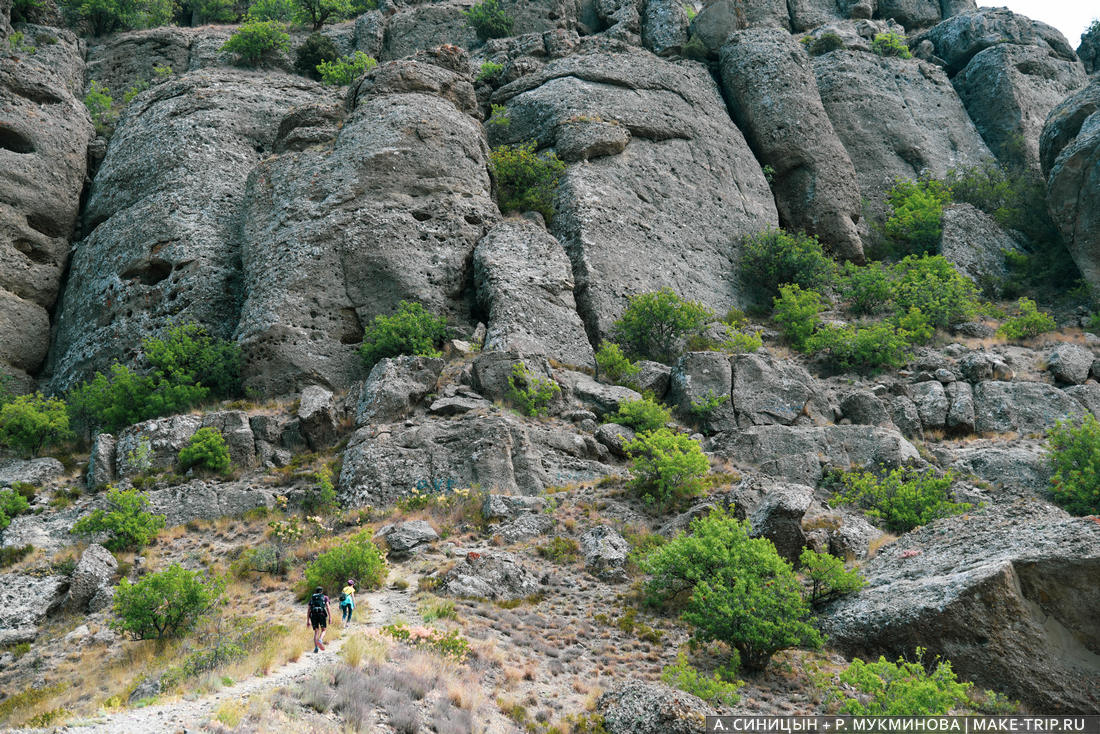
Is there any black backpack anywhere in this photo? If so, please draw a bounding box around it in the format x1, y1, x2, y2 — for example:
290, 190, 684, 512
339, 592, 347, 603
309, 592, 327, 613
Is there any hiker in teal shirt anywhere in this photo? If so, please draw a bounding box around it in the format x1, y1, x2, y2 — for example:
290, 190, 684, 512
339, 579, 355, 625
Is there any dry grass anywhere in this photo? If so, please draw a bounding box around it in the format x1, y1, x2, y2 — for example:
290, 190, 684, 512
867, 532, 898, 557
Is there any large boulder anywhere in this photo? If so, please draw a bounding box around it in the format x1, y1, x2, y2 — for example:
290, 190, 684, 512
579, 525, 630, 582
950, 444, 1050, 501
719, 29, 863, 260
83, 28, 195, 101
916, 8, 1079, 76
910, 379, 949, 430
839, 390, 891, 426
1046, 343, 1095, 385
730, 352, 833, 428
1080, 23, 1100, 75
146, 480, 277, 526
641, 0, 689, 55
939, 203, 1025, 295
690, 0, 789, 53
0, 457, 64, 487
492, 51, 777, 338
0, 573, 66, 645
66, 543, 118, 611
788, 0, 844, 33
973, 381, 1085, 434
747, 484, 813, 564
557, 370, 641, 417
874, 0, 942, 30
115, 415, 203, 476
473, 218, 594, 368
438, 550, 543, 600
236, 58, 495, 396
374, 520, 439, 556
87, 433, 117, 489
46, 70, 324, 391
597, 680, 713, 734
813, 50, 992, 221
356, 356, 444, 426
297, 386, 337, 450
820, 502, 1100, 713
1, 27, 94, 386
668, 351, 735, 431
1041, 79, 1100, 294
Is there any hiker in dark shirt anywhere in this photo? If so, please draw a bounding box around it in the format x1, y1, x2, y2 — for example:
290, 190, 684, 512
306, 586, 331, 653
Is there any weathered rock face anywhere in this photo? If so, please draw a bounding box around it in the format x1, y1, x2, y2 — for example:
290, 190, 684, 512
747, 484, 812, 564
813, 51, 992, 219
972, 381, 1085, 434
917, 8, 1079, 76
46, 70, 323, 391
730, 353, 834, 428
66, 543, 117, 611
87, 433, 117, 489
1041, 78, 1100, 294
874, 0, 943, 30
492, 50, 778, 338
788, 0, 844, 33
719, 28, 864, 260
236, 59, 495, 396
839, 390, 891, 426
115, 410, 257, 476
939, 203, 1024, 295
375, 520, 439, 556
482, 493, 548, 521
1080, 23, 1100, 75
597, 680, 713, 734
579, 524, 630, 582
0, 573, 66, 645
690, 0, 789, 52
146, 479, 277, 526
473, 218, 594, 367
0, 27, 93, 388
438, 550, 543, 600
820, 502, 1100, 713
641, 0, 689, 55
952, 43, 1086, 170
297, 386, 337, 450
0, 457, 64, 487
950, 444, 1050, 500
84, 28, 195, 101
356, 356, 444, 426
1046, 343, 1095, 385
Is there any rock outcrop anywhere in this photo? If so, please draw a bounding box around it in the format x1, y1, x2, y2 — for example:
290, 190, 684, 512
66, 543, 117, 611
579, 524, 630, 582
939, 203, 1024, 294
0, 573, 66, 645
597, 680, 712, 734
438, 550, 543, 600
917, 8, 1079, 76
356, 356, 444, 426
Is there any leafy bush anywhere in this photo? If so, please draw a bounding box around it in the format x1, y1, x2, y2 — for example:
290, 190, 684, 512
799, 549, 865, 606
537, 536, 581, 563
805, 309, 931, 372
640, 508, 822, 671
305, 531, 387, 593
112, 564, 225, 640
294, 32, 339, 79
465, 0, 513, 40
317, 51, 377, 85
295, 0, 355, 29
740, 228, 836, 301
0, 393, 72, 457
302, 466, 339, 514
891, 255, 981, 330
476, 60, 504, 82
715, 322, 763, 354
884, 178, 951, 257
143, 323, 242, 400
595, 342, 640, 387
489, 141, 566, 223
192, 0, 237, 23
246, 0, 297, 20
871, 31, 912, 58
824, 650, 972, 714
809, 32, 843, 55
359, 301, 449, 370
1046, 414, 1100, 516
0, 488, 30, 532
996, 297, 1056, 340
831, 467, 970, 533
72, 486, 166, 551
624, 428, 709, 509
839, 260, 894, 316
608, 396, 671, 433
772, 284, 825, 350
178, 427, 231, 474
83, 80, 115, 135
661, 653, 743, 706
222, 19, 290, 66
611, 288, 713, 364
506, 363, 560, 417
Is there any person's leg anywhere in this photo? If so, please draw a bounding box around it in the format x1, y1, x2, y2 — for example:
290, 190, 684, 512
312, 622, 320, 652
318, 620, 326, 650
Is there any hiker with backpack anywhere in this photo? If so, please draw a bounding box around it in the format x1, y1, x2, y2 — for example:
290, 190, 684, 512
307, 586, 331, 653
339, 579, 356, 625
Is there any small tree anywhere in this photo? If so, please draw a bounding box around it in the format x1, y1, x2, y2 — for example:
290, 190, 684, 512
112, 564, 226, 640
884, 178, 951, 256
594, 342, 640, 386
1046, 414, 1100, 516
831, 467, 970, 533
891, 255, 981, 330
222, 19, 290, 66
611, 288, 713, 364
641, 508, 822, 671
143, 323, 242, 400
72, 486, 166, 551
84, 80, 116, 135
799, 549, 865, 607
824, 650, 972, 715
359, 301, 450, 370
465, 0, 513, 40
608, 396, 671, 433
489, 142, 566, 223
305, 531, 387, 594
624, 428, 709, 509
740, 228, 836, 301
0, 488, 31, 531
316, 51, 377, 85
294, 32, 340, 79
295, 0, 352, 30
871, 31, 912, 59
772, 284, 825, 351
178, 427, 232, 474
506, 363, 560, 417
996, 297, 1056, 340
0, 393, 72, 457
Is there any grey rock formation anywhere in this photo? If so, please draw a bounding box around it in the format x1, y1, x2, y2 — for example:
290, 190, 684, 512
1041, 79, 1100, 294
690, 0, 788, 53
66, 543, 117, 611
0, 573, 66, 645
84, 28, 193, 101
973, 381, 1085, 434
146, 480, 277, 527
237, 59, 494, 396
953, 43, 1086, 170
828, 511, 880, 560
632, 360, 671, 399
910, 379, 949, 429
595, 423, 636, 458
473, 350, 549, 403
788, 0, 844, 32
298, 386, 337, 451
1065, 382, 1100, 419
747, 484, 813, 563
439, 550, 543, 600
958, 351, 1013, 381
357, 357, 444, 426
876, 0, 941, 30
1, 27, 93, 386
820, 502, 1100, 712
46, 70, 322, 391
1046, 343, 1095, 385
719, 29, 863, 260
0, 457, 64, 487
839, 390, 891, 426
558, 370, 641, 417
492, 51, 777, 338
950, 444, 1050, 500
1080, 22, 1100, 75
597, 680, 713, 734
87, 434, 117, 490
498, 513, 554, 542
202, 410, 257, 469
641, 0, 689, 55
939, 204, 1025, 295
473, 218, 594, 368
889, 395, 923, 440
482, 493, 548, 521
730, 353, 834, 428
375, 520, 439, 556
668, 351, 735, 430
579, 524, 630, 582
115, 415, 201, 476
814, 51, 992, 220
945, 380, 975, 433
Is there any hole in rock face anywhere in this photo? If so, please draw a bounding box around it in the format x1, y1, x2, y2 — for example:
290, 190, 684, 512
25, 212, 65, 238
12, 239, 53, 265
0, 124, 35, 154
121, 259, 173, 286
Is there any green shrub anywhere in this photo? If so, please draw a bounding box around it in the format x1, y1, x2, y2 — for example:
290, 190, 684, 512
883, 178, 951, 257
0, 488, 31, 532
891, 255, 981, 330
1046, 414, 1100, 516
537, 536, 581, 563
487, 103, 511, 128
799, 549, 865, 606
83, 80, 116, 135
67, 364, 160, 436
302, 467, 339, 515
359, 301, 449, 370
806, 309, 931, 372
222, 19, 290, 66
661, 653, 743, 706
641, 508, 822, 671
143, 323, 242, 400
831, 467, 970, 533
178, 427, 231, 474
72, 486, 166, 551
61, 0, 132, 35
772, 284, 825, 351
608, 396, 671, 433
996, 297, 1056, 340
871, 31, 912, 58
476, 60, 504, 82
809, 32, 843, 55
112, 564, 225, 640
507, 363, 561, 417
839, 260, 894, 316
824, 650, 972, 715
317, 51, 377, 85
0, 393, 72, 457
465, 0, 513, 40
689, 390, 729, 428
624, 428, 709, 509
246, 0, 297, 20
489, 141, 566, 223
740, 228, 836, 301
294, 0, 355, 29
305, 531, 387, 593
611, 288, 713, 364
0, 544, 34, 568
293, 32, 339, 79
193, 0, 237, 23
716, 323, 763, 354
595, 342, 640, 387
